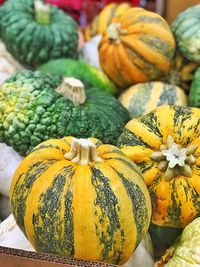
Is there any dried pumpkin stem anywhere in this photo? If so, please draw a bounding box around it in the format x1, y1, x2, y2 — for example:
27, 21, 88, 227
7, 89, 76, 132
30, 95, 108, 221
35, 0, 51, 25
56, 77, 86, 104
107, 23, 128, 44
64, 138, 103, 165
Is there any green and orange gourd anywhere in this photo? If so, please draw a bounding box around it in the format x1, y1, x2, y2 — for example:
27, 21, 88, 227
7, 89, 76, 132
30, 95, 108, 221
99, 7, 175, 88
119, 82, 187, 118
118, 105, 200, 228
10, 136, 151, 264
84, 2, 131, 41
163, 49, 200, 92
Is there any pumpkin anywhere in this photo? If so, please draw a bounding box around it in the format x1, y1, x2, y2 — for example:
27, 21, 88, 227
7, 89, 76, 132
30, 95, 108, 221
155, 217, 200, 267
84, 2, 131, 41
38, 58, 116, 94
99, 7, 175, 88
0, 0, 78, 68
10, 136, 151, 264
78, 35, 101, 70
171, 4, 200, 63
0, 143, 23, 196
0, 70, 129, 156
119, 82, 187, 119
0, 214, 34, 251
118, 105, 200, 228
189, 67, 200, 108
162, 49, 200, 92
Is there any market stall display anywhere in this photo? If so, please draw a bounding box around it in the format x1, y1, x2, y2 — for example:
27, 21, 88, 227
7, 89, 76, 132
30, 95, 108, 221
0, 1, 200, 267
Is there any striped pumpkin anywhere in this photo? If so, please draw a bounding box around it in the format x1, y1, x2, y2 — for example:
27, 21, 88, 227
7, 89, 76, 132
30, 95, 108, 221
162, 49, 200, 92
99, 8, 175, 88
10, 137, 151, 265
118, 105, 200, 228
119, 82, 187, 119
84, 2, 131, 41
171, 4, 200, 63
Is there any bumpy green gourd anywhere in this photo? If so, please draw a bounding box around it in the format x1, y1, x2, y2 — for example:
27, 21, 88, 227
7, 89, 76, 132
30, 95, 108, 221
0, 71, 130, 156
189, 67, 200, 108
0, 0, 78, 68
38, 58, 117, 95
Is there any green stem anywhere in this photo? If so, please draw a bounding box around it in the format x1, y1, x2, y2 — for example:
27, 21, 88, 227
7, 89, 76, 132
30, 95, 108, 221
35, 0, 51, 25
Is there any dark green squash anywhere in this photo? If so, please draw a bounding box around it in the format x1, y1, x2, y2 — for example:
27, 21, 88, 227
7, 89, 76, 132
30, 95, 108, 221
0, 0, 78, 68
0, 70, 130, 156
149, 223, 182, 259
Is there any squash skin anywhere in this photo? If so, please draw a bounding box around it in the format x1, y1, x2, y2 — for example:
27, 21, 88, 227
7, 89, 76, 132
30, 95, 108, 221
85, 2, 131, 41
118, 105, 200, 228
10, 137, 151, 265
119, 82, 187, 118
149, 223, 182, 259
189, 67, 200, 108
38, 58, 117, 95
0, 70, 130, 156
99, 8, 175, 88
0, 0, 78, 68
162, 49, 200, 92
171, 4, 200, 63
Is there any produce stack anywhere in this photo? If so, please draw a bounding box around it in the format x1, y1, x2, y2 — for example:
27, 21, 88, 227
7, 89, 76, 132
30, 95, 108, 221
0, 1, 200, 267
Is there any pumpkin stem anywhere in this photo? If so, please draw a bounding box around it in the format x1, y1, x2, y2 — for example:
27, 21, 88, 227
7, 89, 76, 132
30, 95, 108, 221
56, 77, 86, 104
64, 138, 103, 165
107, 23, 127, 44
34, 0, 51, 25
150, 135, 198, 181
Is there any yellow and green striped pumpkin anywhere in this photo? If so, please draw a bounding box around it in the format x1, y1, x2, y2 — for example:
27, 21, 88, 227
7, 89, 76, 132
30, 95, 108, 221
10, 136, 151, 265
99, 7, 175, 88
84, 2, 131, 41
118, 105, 200, 228
119, 82, 187, 119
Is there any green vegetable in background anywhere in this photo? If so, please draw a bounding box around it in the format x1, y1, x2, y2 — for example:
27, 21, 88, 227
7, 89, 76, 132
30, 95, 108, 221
0, 0, 78, 68
38, 58, 117, 95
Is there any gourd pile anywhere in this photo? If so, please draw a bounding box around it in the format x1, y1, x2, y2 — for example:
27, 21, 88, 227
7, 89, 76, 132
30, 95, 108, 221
0, 1, 200, 267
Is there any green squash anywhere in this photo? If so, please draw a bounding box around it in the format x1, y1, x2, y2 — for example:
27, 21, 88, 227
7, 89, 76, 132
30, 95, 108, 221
189, 67, 200, 107
0, 0, 78, 68
38, 58, 117, 95
0, 70, 129, 156
156, 217, 200, 267
149, 223, 182, 260
171, 5, 200, 62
